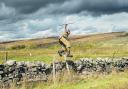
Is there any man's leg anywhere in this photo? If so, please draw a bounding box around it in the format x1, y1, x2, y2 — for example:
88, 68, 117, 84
58, 39, 67, 57
58, 47, 65, 57
59, 37, 73, 57
66, 47, 73, 57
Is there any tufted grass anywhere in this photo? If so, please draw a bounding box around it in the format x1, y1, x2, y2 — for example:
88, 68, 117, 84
8, 71, 128, 89
0, 32, 128, 63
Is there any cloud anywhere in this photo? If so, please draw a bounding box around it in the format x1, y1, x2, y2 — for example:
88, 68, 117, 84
3, 0, 66, 14
2, 0, 128, 15
69, 12, 128, 34
0, 3, 16, 20
31, 29, 56, 38
0, 12, 128, 41
0, 0, 128, 41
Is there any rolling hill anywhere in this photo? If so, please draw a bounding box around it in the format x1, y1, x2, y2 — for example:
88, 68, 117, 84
0, 32, 127, 63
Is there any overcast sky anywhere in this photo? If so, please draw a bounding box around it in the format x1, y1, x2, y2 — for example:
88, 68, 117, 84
0, 0, 128, 41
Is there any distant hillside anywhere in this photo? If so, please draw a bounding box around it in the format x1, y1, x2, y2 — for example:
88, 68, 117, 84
0, 32, 127, 48
0, 32, 127, 50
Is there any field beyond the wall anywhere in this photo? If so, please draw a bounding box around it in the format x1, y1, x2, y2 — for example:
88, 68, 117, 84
0, 32, 128, 63
0, 32, 128, 89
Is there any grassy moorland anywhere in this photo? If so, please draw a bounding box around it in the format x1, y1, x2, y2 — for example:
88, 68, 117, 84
0, 32, 128, 89
0, 32, 128, 63
9, 71, 128, 89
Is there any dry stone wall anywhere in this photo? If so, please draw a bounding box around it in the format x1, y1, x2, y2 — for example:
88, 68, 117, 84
0, 57, 128, 86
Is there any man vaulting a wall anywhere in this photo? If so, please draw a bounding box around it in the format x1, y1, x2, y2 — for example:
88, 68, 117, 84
58, 24, 73, 57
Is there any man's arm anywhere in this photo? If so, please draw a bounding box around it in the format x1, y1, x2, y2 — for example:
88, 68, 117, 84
65, 24, 68, 32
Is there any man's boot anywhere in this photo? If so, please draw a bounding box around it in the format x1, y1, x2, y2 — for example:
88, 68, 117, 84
67, 50, 73, 57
